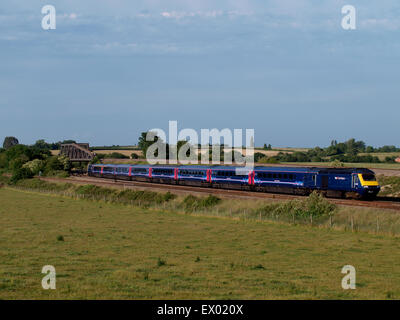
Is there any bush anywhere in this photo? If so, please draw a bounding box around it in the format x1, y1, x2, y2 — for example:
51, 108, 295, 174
22, 159, 45, 175
182, 195, 221, 212
258, 157, 280, 164
254, 191, 336, 221
10, 167, 34, 184
104, 152, 129, 159
131, 153, 139, 159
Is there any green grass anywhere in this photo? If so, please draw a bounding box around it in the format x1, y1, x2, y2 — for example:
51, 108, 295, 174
1, 188, 400, 299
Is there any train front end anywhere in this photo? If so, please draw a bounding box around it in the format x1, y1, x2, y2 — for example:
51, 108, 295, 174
355, 170, 381, 199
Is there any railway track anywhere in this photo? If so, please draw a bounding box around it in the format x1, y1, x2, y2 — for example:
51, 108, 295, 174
39, 175, 400, 211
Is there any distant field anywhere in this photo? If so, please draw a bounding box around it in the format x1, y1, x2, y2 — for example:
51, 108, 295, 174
94, 150, 141, 157
1, 188, 400, 299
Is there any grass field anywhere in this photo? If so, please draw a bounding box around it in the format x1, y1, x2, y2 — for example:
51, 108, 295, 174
1, 188, 400, 299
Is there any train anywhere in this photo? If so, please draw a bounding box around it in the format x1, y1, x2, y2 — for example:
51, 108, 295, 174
87, 164, 380, 199
87, 164, 381, 199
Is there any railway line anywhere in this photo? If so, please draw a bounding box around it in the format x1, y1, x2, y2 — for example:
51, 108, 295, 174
41, 174, 400, 211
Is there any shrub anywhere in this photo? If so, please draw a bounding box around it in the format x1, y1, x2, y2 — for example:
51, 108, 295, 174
44, 156, 65, 174
254, 152, 267, 162
22, 159, 45, 175
258, 157, 280, 164
10, 167, 34, 184
131, 153, 139, 159
254, 191, 336, 221
44, 170, 70, 178
104, 152, 129, 159
182, 195, 221, 212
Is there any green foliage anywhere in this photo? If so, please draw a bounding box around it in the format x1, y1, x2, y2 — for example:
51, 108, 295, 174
271, 138, 399, 164
258, 157, 280, 164
182, 195, 221, 212
14, 178, 73, 192
254, 152, 267, 162
331, 159, 345, 168
254, 191, 336, 221
75, 185, 176, 206
3, 136, 19, 149
131, 153, 139, 159
138, 131, 164, 159
10, 167, 34, 184
43, 156, 70, 175
103, 152, 130, 159
263, 144, 272, 150
22, 159, 45, 175
0, 144, 50, 171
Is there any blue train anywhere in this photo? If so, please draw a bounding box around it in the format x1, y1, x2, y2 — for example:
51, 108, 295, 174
87, 164, 381, 199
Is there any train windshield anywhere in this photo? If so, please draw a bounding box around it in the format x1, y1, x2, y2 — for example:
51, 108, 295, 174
362, 174, 376, 181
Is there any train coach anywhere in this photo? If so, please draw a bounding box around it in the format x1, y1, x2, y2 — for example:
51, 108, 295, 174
87, 164, 380, 199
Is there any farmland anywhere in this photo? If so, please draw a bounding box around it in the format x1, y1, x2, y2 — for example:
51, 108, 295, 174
1, 187, 400, 299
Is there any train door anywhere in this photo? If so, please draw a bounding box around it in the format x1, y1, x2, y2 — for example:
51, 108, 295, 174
321, 175, 329, 189
312, 175, 317, 186
352, 174, 360, 189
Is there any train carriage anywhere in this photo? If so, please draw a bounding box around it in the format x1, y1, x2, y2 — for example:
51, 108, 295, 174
87, 164, 380, 199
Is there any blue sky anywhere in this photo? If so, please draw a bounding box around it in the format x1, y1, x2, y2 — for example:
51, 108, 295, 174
1, 1, 399, 147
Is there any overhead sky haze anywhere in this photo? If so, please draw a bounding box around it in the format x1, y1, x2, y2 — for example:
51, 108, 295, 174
1, 1, 399, 147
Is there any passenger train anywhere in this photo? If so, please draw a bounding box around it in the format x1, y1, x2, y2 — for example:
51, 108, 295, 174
87, 164, 381, 199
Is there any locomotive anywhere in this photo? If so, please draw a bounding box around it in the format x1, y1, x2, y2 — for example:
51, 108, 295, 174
87, 164, 380, 199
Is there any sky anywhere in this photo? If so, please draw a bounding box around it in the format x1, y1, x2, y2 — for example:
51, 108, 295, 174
1, 0, 399, 148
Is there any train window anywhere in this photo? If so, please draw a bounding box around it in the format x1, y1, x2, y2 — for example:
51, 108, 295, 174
289, 174, 294, 180
267, 173, 272, 178
362, 174, 376, 181
283, 174, 288, 179
273, 173, 277, 179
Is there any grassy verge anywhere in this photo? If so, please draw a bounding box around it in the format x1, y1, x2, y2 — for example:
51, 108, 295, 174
1, 176, 400, 236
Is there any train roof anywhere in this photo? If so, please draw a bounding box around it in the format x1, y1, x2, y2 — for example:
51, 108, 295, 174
90, 164, 375, 174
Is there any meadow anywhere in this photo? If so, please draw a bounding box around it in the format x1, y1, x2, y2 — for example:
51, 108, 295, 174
1, 187, 400, 299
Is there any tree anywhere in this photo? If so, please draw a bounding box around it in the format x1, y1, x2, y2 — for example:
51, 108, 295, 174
34, 139, 51, 150
3, 136, 19, 149
138, 131, 167, 159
